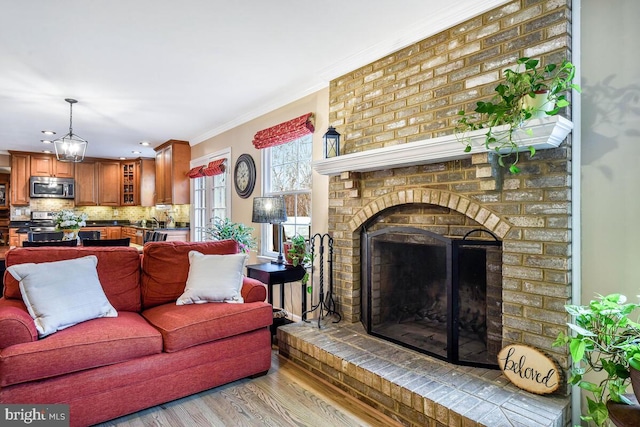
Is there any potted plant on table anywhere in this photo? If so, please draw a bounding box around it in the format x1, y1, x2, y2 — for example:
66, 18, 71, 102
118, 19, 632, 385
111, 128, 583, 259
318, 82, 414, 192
456, 57, 580, 174
205, 217, 257, 254
553, 294, 640, 426
285, 234, 312, 292
54, 209, 88, 241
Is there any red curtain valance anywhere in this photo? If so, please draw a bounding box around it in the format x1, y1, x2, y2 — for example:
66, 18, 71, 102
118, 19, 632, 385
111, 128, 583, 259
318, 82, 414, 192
187, 159, 225, 178
252, 113, 314, 149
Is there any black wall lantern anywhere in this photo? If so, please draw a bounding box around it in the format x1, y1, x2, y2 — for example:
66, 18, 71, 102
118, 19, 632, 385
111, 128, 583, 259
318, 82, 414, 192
323, 126, 340, 158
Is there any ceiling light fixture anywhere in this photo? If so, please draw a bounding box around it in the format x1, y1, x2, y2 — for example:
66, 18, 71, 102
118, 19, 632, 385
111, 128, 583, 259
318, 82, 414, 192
139, 141, 150, 146
53, 98, 88, 163
40, 139, 52, 144
41, 130, 56, 135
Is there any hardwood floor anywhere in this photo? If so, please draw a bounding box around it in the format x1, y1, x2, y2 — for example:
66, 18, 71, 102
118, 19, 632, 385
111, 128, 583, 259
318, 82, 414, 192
94, 350, 402, 427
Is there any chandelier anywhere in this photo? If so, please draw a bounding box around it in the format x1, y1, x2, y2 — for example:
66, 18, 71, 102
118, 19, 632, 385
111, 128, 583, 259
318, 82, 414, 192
53, 98, 88, 162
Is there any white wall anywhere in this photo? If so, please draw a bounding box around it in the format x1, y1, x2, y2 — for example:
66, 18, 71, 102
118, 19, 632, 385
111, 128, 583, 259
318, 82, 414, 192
581, 0, 640, 303
190, 88, 330, 318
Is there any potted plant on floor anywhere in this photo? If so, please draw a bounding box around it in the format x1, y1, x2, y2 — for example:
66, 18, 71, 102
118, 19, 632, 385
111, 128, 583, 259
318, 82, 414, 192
553, 294, 640, 426
205, 217, 257, 254
456, 57, 580, 174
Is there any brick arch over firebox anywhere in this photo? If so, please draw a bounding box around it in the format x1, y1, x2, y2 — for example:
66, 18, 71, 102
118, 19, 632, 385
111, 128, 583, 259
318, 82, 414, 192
347, 188, 513, 238
333, 187, 518, 324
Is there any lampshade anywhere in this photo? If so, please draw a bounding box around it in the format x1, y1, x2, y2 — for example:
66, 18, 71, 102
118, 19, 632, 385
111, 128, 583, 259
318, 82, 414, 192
53, 98, 88, 163
252, 196, 287, 264
252, 196, 287, 224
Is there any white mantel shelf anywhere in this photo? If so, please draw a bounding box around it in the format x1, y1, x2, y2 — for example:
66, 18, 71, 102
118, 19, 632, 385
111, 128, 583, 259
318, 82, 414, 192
312, 116, 573, 176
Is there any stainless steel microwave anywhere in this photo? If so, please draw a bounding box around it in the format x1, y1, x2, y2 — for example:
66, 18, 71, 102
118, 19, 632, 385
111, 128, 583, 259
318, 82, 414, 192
29, 176, 75, 199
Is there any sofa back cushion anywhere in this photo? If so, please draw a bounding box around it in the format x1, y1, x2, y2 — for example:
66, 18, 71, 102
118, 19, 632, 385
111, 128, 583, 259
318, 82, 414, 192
3, 247, 141, 312
141, 240, 240, 309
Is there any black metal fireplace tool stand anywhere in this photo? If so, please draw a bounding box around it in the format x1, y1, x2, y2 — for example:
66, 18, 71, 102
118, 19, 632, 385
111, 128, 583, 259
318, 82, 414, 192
303, 233, 341, 328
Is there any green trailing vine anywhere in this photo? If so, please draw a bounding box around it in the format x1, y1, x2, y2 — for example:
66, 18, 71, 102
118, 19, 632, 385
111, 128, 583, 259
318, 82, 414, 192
456, 57, 580, 174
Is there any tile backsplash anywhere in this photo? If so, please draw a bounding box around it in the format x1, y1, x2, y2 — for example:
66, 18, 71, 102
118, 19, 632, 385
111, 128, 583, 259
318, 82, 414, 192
11, 199, 190, 224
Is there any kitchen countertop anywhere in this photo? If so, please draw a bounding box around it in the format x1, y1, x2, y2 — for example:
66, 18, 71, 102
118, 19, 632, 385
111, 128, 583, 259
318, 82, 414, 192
81, 221, 190, 231
9, 220, 189, 231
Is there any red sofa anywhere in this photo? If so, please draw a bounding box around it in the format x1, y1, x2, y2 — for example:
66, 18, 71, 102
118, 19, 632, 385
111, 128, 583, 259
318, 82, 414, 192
0, 240, 273, 427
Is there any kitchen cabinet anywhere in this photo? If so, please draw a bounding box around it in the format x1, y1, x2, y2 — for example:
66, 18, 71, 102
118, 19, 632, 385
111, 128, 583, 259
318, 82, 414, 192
121, 226, 142, 245
9, 152, 30, 206
154, 140, 190, 205
107, 227, 121, 239
30, 154, 74, 178
121, 158, 155, 206
9, 228, 27, 247
75, 161, 120, 206
97, 161, 120, 206
74, 161, 98, 206
79, 226, 121, 240
121, 162, 135, 205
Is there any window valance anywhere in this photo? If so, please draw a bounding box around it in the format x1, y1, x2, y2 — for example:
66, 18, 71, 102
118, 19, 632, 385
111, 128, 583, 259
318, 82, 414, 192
187, 159, 225, 178
252, 113, 314, 149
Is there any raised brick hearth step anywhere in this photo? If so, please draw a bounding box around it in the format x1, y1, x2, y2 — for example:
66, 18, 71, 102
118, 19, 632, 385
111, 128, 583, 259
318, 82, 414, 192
277, 322, 570, 427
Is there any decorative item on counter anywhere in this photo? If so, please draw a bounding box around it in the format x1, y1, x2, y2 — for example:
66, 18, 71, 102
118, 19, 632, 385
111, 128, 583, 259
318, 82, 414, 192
54, 209, 88, 241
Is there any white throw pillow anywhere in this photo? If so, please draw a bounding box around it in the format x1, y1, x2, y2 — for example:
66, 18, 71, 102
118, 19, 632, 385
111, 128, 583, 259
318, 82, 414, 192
8, 255, 117, 337
176, 251, 248, 305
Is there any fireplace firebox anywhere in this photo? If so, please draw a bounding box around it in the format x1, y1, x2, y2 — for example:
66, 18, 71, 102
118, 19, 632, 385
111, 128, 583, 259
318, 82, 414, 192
362, 227, 502, 368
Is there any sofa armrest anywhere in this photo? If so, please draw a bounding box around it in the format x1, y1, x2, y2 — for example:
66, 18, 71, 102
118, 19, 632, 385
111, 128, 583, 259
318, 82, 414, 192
0, 299, 38, 349
241, 277, 267, 303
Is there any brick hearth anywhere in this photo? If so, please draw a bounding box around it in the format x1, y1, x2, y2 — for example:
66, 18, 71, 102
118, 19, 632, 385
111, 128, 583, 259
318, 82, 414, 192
277, 322, 570, 427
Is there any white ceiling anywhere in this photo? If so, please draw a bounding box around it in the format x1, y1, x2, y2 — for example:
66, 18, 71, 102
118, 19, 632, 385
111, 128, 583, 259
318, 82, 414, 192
0, 0, 506, 160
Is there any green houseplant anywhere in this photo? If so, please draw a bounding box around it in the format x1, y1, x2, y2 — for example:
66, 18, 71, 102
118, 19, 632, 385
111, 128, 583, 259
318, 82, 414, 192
553, 294, 640, 426
285, 234, 312, 292
456, 57, 580, 174
205, 217, 257, 254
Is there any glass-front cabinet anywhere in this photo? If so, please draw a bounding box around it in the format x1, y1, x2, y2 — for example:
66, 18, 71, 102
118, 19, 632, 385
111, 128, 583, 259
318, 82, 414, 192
122, 162, 136, 205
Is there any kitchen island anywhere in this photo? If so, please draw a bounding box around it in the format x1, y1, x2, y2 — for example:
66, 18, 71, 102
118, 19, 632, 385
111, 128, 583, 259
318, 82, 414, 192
8, 219, 190, 247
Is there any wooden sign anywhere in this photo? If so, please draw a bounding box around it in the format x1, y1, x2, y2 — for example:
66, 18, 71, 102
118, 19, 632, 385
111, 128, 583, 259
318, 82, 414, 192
497, 344, 561, 394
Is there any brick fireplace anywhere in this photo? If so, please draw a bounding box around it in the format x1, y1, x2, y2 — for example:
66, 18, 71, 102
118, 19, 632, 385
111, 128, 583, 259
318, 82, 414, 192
279, 1, 574, 424
320, 0, 574, 374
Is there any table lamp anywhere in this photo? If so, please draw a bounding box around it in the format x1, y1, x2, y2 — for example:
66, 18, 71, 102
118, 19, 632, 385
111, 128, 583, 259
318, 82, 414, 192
252, 196, 287, 264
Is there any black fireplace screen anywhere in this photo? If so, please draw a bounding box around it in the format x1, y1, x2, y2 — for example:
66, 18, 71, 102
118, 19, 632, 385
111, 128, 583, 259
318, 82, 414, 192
361, 227, 502, 368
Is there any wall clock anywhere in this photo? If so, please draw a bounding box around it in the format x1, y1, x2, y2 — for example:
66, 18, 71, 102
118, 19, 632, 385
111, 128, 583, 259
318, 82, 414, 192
234, 153, 256, 198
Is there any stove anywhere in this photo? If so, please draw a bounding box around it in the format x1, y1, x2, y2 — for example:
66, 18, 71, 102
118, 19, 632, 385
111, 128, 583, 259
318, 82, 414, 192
26, 211, 57, 233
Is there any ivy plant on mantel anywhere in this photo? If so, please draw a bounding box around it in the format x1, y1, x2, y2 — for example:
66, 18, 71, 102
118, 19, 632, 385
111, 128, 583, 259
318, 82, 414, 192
311, 115, 573, 176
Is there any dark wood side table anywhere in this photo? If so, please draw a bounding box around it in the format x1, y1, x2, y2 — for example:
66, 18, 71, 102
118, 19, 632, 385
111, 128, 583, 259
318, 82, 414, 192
246, 262, 307, 319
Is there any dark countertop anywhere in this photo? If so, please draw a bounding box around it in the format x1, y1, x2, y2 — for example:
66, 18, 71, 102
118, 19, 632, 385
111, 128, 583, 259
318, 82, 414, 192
133, 226, 190, 231
9, 220, 189, 231
84, 220, 132, 226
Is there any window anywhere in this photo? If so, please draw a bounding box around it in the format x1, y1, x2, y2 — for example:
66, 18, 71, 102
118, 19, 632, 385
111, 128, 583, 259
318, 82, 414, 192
261, 134, 312, 257
191, 150, 231, 241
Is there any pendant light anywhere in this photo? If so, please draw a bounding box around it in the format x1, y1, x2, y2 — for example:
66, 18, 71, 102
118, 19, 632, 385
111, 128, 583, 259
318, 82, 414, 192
53, 98, 88, 162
